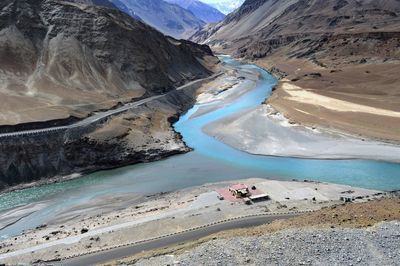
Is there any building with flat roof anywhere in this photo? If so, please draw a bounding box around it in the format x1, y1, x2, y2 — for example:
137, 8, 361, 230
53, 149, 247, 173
217, 183, 269, 203
249, 193, 270, 202
229, 184, 250, 198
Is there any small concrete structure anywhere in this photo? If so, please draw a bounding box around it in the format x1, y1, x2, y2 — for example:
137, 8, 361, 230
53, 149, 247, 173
249, 193, 270, 202
243, 197, 253, 205
340, 195, 355, 202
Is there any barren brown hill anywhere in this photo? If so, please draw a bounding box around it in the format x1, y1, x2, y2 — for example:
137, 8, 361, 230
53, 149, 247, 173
0, 0, 214, 127
192, 0, 400, 142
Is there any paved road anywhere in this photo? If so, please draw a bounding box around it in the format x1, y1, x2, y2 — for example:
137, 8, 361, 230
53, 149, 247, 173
0, 73, 221, 139
62, 213, 297, 266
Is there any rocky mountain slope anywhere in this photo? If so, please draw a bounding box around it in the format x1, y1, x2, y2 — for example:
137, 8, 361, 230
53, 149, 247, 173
0, 0, 218, 189
192, 0, 400, 56
0, 85, 205, 190
67, 0, 142, 20
67, 0, 118, 8
192, 0, 400, 142
110, 0, 205, 39
0, 0, 213, 127
166, 0, 225, 23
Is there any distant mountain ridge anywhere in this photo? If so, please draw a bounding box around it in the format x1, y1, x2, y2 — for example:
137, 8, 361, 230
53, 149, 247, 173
166, 0, 225, 23
201, 0, 244, 14
110, 0, 205, 39
66, 0, 142, 20
191, 0, 400, 61
191, 0, 400, 143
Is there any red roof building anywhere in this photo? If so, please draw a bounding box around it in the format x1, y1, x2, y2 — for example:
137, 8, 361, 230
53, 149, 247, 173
229, 184, 250, 198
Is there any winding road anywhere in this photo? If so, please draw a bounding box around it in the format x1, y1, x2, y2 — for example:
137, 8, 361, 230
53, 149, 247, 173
62, 213, 298, 266
0, 73, 221, 139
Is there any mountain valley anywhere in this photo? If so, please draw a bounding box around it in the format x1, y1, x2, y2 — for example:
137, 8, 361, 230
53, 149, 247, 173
0, 0, 218, 189
192, 0, 400, 142
0, 1, 399, 265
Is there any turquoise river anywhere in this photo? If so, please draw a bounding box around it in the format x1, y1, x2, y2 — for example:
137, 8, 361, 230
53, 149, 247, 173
0, 57, 399, 238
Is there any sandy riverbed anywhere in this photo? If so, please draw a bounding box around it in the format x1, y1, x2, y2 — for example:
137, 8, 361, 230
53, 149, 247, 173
0, 178, 385, 264
204, 104, 400, 162
191, 62, 259, 118
281, 82, 400, 118
257, 58, 400, 143
200, 65, 400, 162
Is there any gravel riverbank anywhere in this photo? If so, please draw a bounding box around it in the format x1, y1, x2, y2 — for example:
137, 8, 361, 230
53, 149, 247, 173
204, 103, 400, 162
0, 178, 384, 264
135, 221, 400, 266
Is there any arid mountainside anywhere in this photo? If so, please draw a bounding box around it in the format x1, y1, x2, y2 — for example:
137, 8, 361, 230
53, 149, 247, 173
111, 0, 205, 39
0, 0, 213, 127
67, 0, 118, 8
192, 0, 400, 57
0, 0, 218, 190
166, 0, 225, 23
192, 0, 400, 142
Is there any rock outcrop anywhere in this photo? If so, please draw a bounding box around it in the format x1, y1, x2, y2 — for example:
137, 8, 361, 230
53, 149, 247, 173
0, 79, 208, 191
